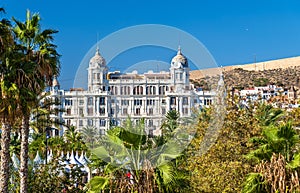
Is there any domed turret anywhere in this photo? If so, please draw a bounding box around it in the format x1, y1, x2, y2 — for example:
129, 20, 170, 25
88, 47, 109, 91
89, 47, 106, 67
171, 46, 188, 68
52, 76, 60, 87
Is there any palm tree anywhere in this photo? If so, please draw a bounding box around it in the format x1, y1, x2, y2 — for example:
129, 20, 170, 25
0, 8, 22, 193
246, 121, 299, 163
64, 126, 86, 152
255, 103, 284, 127
160, 110, 180, 145
161, 110, 180, 133
244, 121, 300, 192
12, 10, 60, 192
90, 117, 188, 192
79, 126, 100, 149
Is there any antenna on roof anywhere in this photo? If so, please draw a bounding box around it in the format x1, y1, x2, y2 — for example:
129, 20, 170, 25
179, 32, 181, 45
96, 32, 99, 50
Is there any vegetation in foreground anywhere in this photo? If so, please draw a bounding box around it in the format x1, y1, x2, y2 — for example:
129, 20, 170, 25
1, 7, 300, 193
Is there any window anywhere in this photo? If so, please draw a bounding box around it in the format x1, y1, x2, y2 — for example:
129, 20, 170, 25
79, 120, 83, 126
121, 86, 131, 95
146, 86, 156, 95
161, 99, 166, 104
159, 86, 167, 95
162, 108, 166, 115
99, 119, 106, 127
79, 99, 84, 105
148, 119, 153, 127
110, 86, 118, 95
65, 98, 72, 106
122, 108, 128, 115
111, 108, 115, 115
114, 86, 118, 95
134, 99, 142, 106
135, 108, 141, 115
133, 86, 143, 95
88, 97, 93, 105
121, 100, 129, 106
54, 129, 59, 136
204, 99, 212, 105
88, 119, 93, 126
148, 108, 153, 115
182, 107, 188, 115
88, 108, 93, 116
99, 107, 105, 115
171, 97, 176, 105
79, 108, 83, 116
147, 99, 155, 105
66, 109, 71, 115
110, 119, 118, 126
182, 97, 188, 105
110, 86, 114, 94
66, 119, 71, 126
99, 97, 105, 105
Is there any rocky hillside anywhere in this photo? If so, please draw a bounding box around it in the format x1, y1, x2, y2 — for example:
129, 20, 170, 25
190, 56, 300, 90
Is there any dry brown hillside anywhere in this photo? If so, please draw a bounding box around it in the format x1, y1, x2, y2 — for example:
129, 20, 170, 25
190, 56, 300, 90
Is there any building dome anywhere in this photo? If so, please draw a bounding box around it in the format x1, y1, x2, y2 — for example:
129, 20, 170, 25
52, 76, 60, 87
171, 46, 188, 68
89, 47, 106, 67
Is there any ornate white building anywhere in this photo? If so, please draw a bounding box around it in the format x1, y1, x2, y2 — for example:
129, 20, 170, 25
49, 47, 214, 136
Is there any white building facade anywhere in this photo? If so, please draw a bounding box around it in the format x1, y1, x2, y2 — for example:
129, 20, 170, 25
49, 47, 214, 136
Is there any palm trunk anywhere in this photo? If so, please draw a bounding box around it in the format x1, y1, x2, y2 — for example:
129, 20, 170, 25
0, 123, 11, 193
20, 115, 29, 193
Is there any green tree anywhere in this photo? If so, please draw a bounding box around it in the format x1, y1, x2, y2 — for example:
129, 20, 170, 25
246, 121, 299, 163
255, 103, 284, 127
65, 126, 87, 152
79, 126, 100, 149
243, 121, 300, 192
186, 100, 262, 192
0, 8, 22, 193
12, 10, 60, 192
90, 117, 188, 192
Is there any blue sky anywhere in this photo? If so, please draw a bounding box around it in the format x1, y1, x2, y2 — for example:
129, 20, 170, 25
2, 0, 300, 89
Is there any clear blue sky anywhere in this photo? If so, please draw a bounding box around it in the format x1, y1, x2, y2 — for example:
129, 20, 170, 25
2, 0, 300, 89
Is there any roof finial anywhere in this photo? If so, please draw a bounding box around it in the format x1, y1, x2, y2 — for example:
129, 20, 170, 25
177, 45, 182, 55
96, 46, 100, 55
52, 75, 60, 87
96, 32, 100, 55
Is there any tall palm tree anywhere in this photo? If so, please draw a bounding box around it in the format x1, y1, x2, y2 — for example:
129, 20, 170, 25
12, 10, 60, 193
0, 8, 22, 193
160, 110, 180, 145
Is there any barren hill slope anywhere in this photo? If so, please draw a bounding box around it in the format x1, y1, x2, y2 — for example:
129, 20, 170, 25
190, 56, 300, 80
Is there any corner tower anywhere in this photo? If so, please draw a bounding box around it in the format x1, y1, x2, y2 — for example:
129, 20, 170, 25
87, 47, 109, 91
170, 46, 190, 91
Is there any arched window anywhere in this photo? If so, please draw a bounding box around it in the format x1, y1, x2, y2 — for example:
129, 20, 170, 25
152, 86, 156, 95
134, 86, 143, 95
